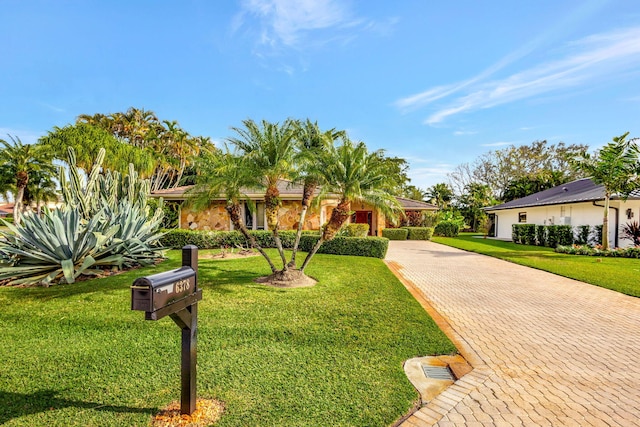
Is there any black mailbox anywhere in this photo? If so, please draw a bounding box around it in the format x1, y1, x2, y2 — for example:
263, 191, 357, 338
131, 266, 196, 313
131, 246, 202, 321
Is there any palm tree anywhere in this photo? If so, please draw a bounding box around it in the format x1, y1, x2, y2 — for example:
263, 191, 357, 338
23, 169, 59, 217
227, 119, 297, 269
300, 136, 402, 272
287, 119, 345, 267
0, 136, 55, 224
426, 182, 454, 209
187, 149, 278, 273
572, 132, 640, 249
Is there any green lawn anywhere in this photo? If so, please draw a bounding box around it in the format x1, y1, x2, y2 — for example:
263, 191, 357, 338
0, 250, 455, 427
432, 234, 640, 298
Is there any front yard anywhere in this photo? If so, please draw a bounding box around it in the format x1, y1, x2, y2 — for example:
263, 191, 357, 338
0, 249, 455, 426
432, 234, 640, 298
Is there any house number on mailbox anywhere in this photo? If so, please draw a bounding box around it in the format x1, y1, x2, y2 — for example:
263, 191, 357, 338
174, 279, 190, 293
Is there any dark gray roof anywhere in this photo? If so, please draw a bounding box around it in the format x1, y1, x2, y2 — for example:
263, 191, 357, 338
485, 178, 640, 211
396, 197, 438, 210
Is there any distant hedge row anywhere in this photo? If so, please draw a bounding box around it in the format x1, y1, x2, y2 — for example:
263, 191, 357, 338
381, 227, 435, 240
160, 229, 388, 258
512, 224, 603, 248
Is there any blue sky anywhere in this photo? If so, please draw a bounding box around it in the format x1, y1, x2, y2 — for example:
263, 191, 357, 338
2, 0, 640, 189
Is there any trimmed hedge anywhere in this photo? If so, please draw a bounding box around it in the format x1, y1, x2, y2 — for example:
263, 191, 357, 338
556, 245, 640, 258
382, 228, 409, 240
160, 229, 299, 249
403, 227, 434, 240
434, 221, 460, 237
298, 235, 389, 258
341, 223, 369, 237
512, 224, 586, 247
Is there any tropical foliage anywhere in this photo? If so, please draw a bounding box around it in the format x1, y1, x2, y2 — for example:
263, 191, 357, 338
188, 119, 403, 283
571, 132, 640, 249
0, 148, 165, 286
0, 135, 56, 224
76, 107, 217, 189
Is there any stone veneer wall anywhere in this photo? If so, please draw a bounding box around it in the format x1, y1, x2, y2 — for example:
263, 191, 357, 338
180, 200, 321, 231
181, 202, 230, 231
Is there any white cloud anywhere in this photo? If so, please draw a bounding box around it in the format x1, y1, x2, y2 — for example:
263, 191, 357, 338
453, 130, 478, 136
236, 0, 361, 48
396, 26, 640, 125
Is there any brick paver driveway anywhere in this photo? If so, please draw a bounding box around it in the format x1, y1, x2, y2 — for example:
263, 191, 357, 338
386, 241, 640, 427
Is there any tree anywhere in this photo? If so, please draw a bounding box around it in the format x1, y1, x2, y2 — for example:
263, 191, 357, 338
571, 132, 640, 249
287, 119, 344, 268
0, 136, 55, 224
40, 123, 156, 176
426, 182, 454, 209
187, 149, 278, 272
300, 136, 402, 272
228, 118, 298, 269
502, 170, 569, 202
448, 141, 587, 199
457, 183, 495, 232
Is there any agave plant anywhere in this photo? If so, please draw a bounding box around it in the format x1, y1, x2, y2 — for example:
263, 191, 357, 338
105, 200, 166, 266
0, 208, 124, 286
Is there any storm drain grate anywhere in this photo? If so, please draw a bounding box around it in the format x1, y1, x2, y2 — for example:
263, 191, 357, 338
422, 365, 455, 381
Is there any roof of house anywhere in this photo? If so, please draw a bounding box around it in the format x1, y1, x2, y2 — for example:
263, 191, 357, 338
0, 203, 13, 216
485, 178, 640, 211
151, 181, 435, 211
151, 180, 317, 200
396, 197, 438, 210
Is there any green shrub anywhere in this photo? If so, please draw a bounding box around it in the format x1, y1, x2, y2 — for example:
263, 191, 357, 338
556, 245, 640, 258
434, 221, 460, 237
298, 236, 389, 258
575, 225, 590, 245
512, 224, 521, 243
160, 229, 299, 249
592, 224, 603, 246
381, 228, 409, 240
341, 223, 369, 237
546, 225, 560, 247
535, 225, 547, 246
403, 227, 434, 240
519, 224, 536, 245
0, 216, 13, 225
556, 225, 573, 246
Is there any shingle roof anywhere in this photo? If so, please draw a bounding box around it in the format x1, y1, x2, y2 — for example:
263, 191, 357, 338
151, 181, 433, 211
0, 203, 13, 216
396, 197, 438, 210
151, 180, 315, 199
485, 178, 640, 211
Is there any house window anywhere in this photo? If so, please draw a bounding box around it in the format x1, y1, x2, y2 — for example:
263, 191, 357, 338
518, 212, 527, 223
241, 202, 266, 231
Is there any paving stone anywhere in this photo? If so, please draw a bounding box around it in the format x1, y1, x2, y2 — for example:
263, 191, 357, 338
388, 241, 640, 427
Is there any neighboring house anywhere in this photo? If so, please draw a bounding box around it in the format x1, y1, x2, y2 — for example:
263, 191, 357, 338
0, 203, 13, 217
484, 178, 640, 248
151, 180, 437, 236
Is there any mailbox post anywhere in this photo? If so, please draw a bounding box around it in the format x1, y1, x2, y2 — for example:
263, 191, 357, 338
131, 245, 202, 415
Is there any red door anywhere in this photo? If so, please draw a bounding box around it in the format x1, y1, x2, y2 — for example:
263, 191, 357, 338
354, 211, 373, 235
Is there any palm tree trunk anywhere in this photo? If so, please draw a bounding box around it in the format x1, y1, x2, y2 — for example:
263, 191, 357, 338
265, 185, 288, 270
13, 186, 25, 225
300, 200, 350, 272
227, 204, 278, 273
288, 181, 316, 268
602, 193, 610, 250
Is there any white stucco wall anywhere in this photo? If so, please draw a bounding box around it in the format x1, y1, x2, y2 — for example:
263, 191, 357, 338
489, 200, 640, 248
